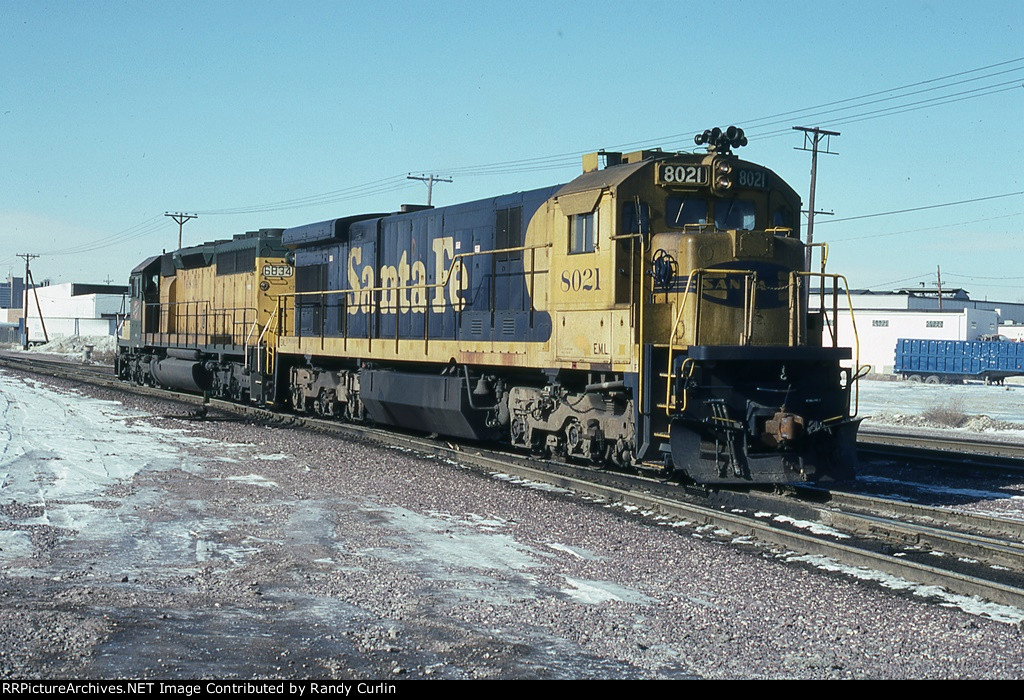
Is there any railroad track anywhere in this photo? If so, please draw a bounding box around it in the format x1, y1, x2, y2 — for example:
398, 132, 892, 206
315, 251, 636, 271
4, 351, 1024, 615
859, 425, 1024, 473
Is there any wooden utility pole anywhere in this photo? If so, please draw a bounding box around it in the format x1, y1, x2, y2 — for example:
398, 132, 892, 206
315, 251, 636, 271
793, 126, 840, 272
27, 268, 47, 345
936, 265, 943, 311
407, 173, 452, 206
16, 253, 39, 349
165, 212, 197, 250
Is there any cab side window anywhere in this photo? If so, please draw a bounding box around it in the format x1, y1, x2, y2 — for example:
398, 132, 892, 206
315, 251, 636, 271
621, 200, 650, 234
569, 211, 596, 254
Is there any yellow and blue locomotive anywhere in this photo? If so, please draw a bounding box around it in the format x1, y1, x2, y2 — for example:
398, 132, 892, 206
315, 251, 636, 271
118, 128, 863, 484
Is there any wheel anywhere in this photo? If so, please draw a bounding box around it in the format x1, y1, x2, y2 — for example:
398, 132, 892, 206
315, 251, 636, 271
564, 418, 582, 454
907, 374, 922, 383
924, 375, 941, 384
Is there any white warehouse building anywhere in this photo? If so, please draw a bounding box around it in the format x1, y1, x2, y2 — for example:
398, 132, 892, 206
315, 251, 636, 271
823, 306, 998, 375
23, 283, 128, 344
813, 288, 1023, 375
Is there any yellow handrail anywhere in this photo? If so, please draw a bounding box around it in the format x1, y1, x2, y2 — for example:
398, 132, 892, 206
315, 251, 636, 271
663, 267, 759, 416
789, 271, 867, 417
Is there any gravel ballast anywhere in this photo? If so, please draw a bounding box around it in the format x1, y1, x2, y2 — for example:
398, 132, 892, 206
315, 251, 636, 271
1, 369, 1023, 679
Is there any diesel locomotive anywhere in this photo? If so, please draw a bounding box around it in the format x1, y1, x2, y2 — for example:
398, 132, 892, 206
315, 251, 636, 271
117, 128, 864, 484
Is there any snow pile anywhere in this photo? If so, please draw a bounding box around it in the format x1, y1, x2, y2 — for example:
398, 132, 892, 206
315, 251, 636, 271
865, 411, 1024, 433
26, 335, 118, 362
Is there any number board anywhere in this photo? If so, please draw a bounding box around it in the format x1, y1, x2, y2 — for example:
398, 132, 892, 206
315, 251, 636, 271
656, 163, 709, 187
736, 169, 768, 189
262, 264, 294, 278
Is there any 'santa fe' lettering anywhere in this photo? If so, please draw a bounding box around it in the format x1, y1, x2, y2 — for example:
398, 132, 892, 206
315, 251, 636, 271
347, 236, 468, 315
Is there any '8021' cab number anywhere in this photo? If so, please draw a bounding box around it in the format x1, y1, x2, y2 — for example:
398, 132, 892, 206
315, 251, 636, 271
737, 169, 767, 189
656, 164, 709, 186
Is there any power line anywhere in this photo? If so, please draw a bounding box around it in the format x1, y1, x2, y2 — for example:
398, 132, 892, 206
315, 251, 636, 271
193, 176, 417, 215
40, 216, 170, 256
943, 272, 1024, 281
752, 81, 1023, 139
819, 191, 1024, 225
731, 57, 1024, 130
826, 211, 1024, 243
866, 272, 935, 290
24, 56, 1024, 258
181, 56, 1024, 215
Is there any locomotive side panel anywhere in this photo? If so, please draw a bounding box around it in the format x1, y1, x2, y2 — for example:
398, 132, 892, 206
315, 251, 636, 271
276, 187, 561, 368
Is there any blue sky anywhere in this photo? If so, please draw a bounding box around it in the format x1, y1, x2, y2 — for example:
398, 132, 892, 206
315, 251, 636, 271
1, 1, 1022, 300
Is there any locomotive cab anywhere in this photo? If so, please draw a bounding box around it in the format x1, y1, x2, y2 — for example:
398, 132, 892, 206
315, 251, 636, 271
598, 128, 862, 483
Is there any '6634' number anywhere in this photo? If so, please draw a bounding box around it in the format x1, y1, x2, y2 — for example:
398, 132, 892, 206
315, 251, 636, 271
561, 267, 601, 292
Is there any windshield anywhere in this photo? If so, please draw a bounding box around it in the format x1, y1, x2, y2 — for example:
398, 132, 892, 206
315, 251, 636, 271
665, 196, 708, 228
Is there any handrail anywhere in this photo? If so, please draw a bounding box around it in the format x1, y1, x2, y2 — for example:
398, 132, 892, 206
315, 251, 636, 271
256, 304, 281, 374
243, 319, 261, 369
274, 241, 552, 352
143, 300, 258, 349
667, 268, 761, 349
663, 267, 759, 416
277, 242, 552, 303
657, 263, 865, 419
789, 271, 866, 417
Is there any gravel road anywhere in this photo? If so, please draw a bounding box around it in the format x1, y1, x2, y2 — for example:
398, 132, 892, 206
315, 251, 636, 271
1, 369, 1023, 679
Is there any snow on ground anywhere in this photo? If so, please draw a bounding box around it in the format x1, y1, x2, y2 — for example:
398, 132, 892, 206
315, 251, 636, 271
0, 369, 249, 575
857, 378, 1024, 437
3, 368, 1024, 677
2, 334, 118, 362
29, 334, 117, 358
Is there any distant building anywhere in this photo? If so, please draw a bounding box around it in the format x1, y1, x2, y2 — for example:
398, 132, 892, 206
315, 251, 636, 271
815, 288, 1016, 375
837, 288, 1024, 325
23, 282, 128, 344
0, 276, 26, 324
0, 276, 24, 309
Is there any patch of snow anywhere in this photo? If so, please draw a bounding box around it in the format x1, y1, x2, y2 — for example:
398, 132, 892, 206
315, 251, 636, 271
546, 542, 603, 561
786, 553, 1024, 625
223, 474, 279, 488
490, 472, 573, 495
859, 475, 1024, 501
772, 514, 852, 539
857, 379, 1024, 434
561, 576, 654, 605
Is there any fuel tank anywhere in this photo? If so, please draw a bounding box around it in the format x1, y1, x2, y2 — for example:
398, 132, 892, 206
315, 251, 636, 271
150, 357, 214, 393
